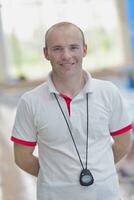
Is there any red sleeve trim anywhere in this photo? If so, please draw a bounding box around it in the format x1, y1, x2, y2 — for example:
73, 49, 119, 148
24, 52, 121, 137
111, 124, 133, 136
11, 136, 37, 147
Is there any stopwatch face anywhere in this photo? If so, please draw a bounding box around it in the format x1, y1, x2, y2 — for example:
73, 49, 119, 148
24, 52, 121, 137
80, 169, 94, 186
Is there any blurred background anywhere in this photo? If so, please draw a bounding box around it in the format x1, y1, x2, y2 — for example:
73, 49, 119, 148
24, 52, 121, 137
0, 0, 134, 199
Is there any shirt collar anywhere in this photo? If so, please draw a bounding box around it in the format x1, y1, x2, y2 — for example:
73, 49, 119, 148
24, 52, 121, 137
46, 70, 93, 95
82, 70, 93, 94
46, 72, 59, 94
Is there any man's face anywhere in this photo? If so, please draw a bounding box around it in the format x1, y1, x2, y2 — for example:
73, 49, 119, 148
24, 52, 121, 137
44, 26, 87, 78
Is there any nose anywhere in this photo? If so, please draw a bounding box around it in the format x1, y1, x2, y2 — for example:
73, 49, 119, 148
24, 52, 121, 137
61, 48, 71, 60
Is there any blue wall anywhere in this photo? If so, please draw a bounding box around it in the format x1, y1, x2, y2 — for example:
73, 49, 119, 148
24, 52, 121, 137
126, 0, 134, 59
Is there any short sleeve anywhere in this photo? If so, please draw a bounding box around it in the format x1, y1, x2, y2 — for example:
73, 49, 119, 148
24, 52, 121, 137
11, 96, 37, 146
109, 85, 132, 136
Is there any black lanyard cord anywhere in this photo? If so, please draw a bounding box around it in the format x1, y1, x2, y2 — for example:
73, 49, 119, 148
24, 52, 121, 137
86, 93, 89, 169
53, 93, 89, 170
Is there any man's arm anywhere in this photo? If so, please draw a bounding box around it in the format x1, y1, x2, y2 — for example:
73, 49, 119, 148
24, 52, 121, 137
112, 130, 132, 164
14, 143, 40, 177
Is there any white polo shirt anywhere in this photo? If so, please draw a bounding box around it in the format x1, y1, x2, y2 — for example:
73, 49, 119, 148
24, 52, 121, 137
11, 71, 132, 200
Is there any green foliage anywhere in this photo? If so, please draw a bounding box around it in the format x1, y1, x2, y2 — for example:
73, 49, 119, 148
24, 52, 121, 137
8, 31, 22, 67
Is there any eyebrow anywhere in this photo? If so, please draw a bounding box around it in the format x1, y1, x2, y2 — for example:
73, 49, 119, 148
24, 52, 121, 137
70, 44, 80, 47
51, 45, 62, 48
51, 44, 81, 48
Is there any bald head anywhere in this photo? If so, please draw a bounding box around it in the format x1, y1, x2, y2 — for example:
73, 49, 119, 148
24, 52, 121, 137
45, 22, 86, 47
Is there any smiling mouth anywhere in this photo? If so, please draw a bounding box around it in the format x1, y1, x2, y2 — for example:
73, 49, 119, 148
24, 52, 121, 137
60, 63, 75, 66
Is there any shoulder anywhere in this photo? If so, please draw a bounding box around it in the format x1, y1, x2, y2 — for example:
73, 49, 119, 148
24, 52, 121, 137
90, 78, 123, 109
20, 82, 48, 105
92, 78, 119, 95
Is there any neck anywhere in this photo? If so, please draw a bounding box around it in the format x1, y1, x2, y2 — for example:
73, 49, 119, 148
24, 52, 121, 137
51, 71, 85, 97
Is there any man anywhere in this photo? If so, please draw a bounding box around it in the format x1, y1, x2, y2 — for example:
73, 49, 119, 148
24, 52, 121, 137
11, 22, 132, 200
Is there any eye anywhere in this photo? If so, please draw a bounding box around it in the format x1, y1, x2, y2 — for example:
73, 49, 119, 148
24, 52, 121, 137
52, 46, 63, 52
70, 45, 80, 50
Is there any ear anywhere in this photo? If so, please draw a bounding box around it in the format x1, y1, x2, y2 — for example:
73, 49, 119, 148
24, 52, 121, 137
83, 44, 87, 57
43, 47, 50, 60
